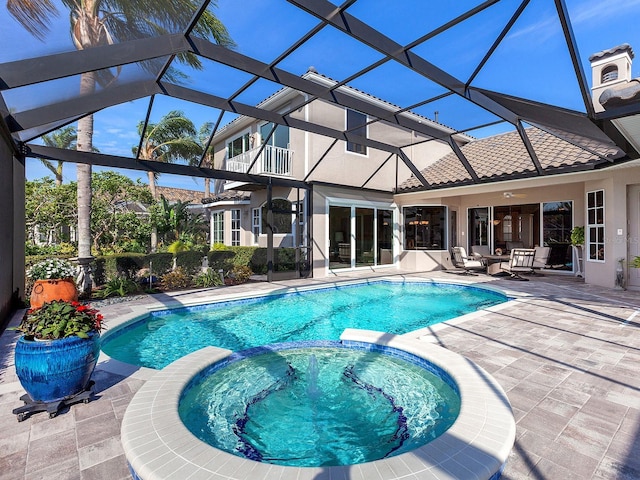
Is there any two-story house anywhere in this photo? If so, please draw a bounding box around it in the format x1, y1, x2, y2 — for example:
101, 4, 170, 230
204, 47, 640, 290
203, 68, 471, 278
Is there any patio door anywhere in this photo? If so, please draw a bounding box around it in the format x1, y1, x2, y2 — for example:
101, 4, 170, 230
329, 205, 394, 269
628, 186, 640, 288
468, 207, 489, 249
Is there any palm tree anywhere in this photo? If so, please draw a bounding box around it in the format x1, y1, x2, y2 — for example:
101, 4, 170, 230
133, 110, 203, 250
8, 0, 234, 295
39, 126, 77, 186
197, 122, 215, 199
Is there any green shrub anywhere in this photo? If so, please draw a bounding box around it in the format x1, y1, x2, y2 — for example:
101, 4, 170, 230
249, 247, 297, 274
93, 253, 146, 285
206, 246, 298, 276
207, 250, 236, 273
175, 251, 205, 276
25, 242, 77, 257
229, 265, 253, 284
194, 268, 224, 288
145, 253, 174, 277
167, 240, 188, 254
160, 267, 192, 290
95, 277, 140, 298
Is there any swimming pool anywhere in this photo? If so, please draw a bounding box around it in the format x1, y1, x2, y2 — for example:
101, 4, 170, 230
102, 280, 506, 369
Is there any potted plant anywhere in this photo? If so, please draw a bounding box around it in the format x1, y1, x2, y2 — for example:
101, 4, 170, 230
570, 226, 585, 277
12, 300, 104, 405
27, 258, 78, 308
570, 226, 585, 246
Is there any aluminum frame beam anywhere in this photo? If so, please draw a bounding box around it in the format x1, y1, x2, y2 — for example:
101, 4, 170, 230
25, 144, 311, 189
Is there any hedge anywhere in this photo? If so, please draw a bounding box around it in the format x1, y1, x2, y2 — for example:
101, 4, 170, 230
145, 253, 174, 277
207, 246, 299, 275
175, 250, 206, 276
93, 253, 147, 284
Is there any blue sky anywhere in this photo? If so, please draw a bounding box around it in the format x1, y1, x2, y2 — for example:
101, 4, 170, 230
3, 0, 640, 191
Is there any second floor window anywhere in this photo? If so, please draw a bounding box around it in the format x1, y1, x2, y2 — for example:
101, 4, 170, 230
227, 133, 251, 159
346, 109, 367, 155
260, 123, 289, 149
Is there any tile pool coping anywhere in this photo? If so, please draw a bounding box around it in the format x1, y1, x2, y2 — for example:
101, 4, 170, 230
121, 329, 516, 480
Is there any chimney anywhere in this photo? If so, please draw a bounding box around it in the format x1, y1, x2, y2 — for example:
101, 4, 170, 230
589, 44, 634, 113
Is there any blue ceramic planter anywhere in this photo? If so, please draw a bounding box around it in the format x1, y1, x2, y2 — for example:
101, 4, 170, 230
14, 333, 100, 403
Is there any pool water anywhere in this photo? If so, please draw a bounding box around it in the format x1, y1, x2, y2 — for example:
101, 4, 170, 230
102, 281, 505, 369
178, 346, 461, 467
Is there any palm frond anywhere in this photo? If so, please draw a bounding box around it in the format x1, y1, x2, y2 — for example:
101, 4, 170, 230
7, 0, 59, 40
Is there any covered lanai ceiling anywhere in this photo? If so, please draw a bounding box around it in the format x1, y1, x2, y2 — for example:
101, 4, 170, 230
1, 0, 640, 193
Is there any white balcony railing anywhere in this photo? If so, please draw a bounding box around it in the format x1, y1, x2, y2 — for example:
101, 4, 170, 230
226, 145, 293, 177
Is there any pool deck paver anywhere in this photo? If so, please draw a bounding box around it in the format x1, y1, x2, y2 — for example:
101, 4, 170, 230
1, 270, 639, 479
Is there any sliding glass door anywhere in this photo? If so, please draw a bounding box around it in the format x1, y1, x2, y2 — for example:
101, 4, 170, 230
329, 205, 394, 269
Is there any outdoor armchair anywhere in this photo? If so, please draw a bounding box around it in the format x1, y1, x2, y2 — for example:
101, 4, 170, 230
499, 248, 536, 280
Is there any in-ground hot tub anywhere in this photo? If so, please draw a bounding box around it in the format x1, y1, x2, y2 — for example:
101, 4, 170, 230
122, 329, 516, 480
179, 342, 461, 467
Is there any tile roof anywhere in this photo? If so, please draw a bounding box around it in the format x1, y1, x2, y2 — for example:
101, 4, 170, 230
599, 78, 640, 109
201, 191, 251, 204
588, 43, 634, 62
155, 186, 206, 204
398, 126, 624, 192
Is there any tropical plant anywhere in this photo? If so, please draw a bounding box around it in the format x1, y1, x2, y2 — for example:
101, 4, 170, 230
38, 126, 76, 186
9, 0, 234, 294
159, 267, 191, 290
167, 240, 188, 254
15, 300, 104, 340
194, 268, 224, 288
228, 265, 253, 284
95, 277, 140, 299
570, 226, 585, 246
152, 195, 207, 248
133, 111, 203, 200
27, 258, 76, 280
132, 111, 202, 251
197, 121, 215, 198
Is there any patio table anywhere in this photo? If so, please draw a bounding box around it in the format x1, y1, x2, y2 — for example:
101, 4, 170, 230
482, 254, 510, 275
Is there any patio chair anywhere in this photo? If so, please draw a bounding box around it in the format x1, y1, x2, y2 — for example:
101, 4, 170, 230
451, 246, 486, 275
470, 245, 491, 265
531, 246, 551, 275
499, 248, 536, 280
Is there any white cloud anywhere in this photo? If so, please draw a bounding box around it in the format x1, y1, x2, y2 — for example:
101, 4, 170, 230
569, 0, 640, 25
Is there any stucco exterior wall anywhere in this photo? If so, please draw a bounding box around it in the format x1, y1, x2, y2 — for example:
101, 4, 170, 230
305, 100, 453, 190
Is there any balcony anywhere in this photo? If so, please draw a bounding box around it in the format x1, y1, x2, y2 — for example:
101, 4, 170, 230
226, 145, 293, 177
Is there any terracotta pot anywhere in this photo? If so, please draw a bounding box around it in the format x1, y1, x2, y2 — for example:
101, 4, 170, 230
30, 279, 78, 309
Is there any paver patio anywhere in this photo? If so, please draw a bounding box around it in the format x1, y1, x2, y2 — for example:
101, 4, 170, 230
0, 270, 639, 480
